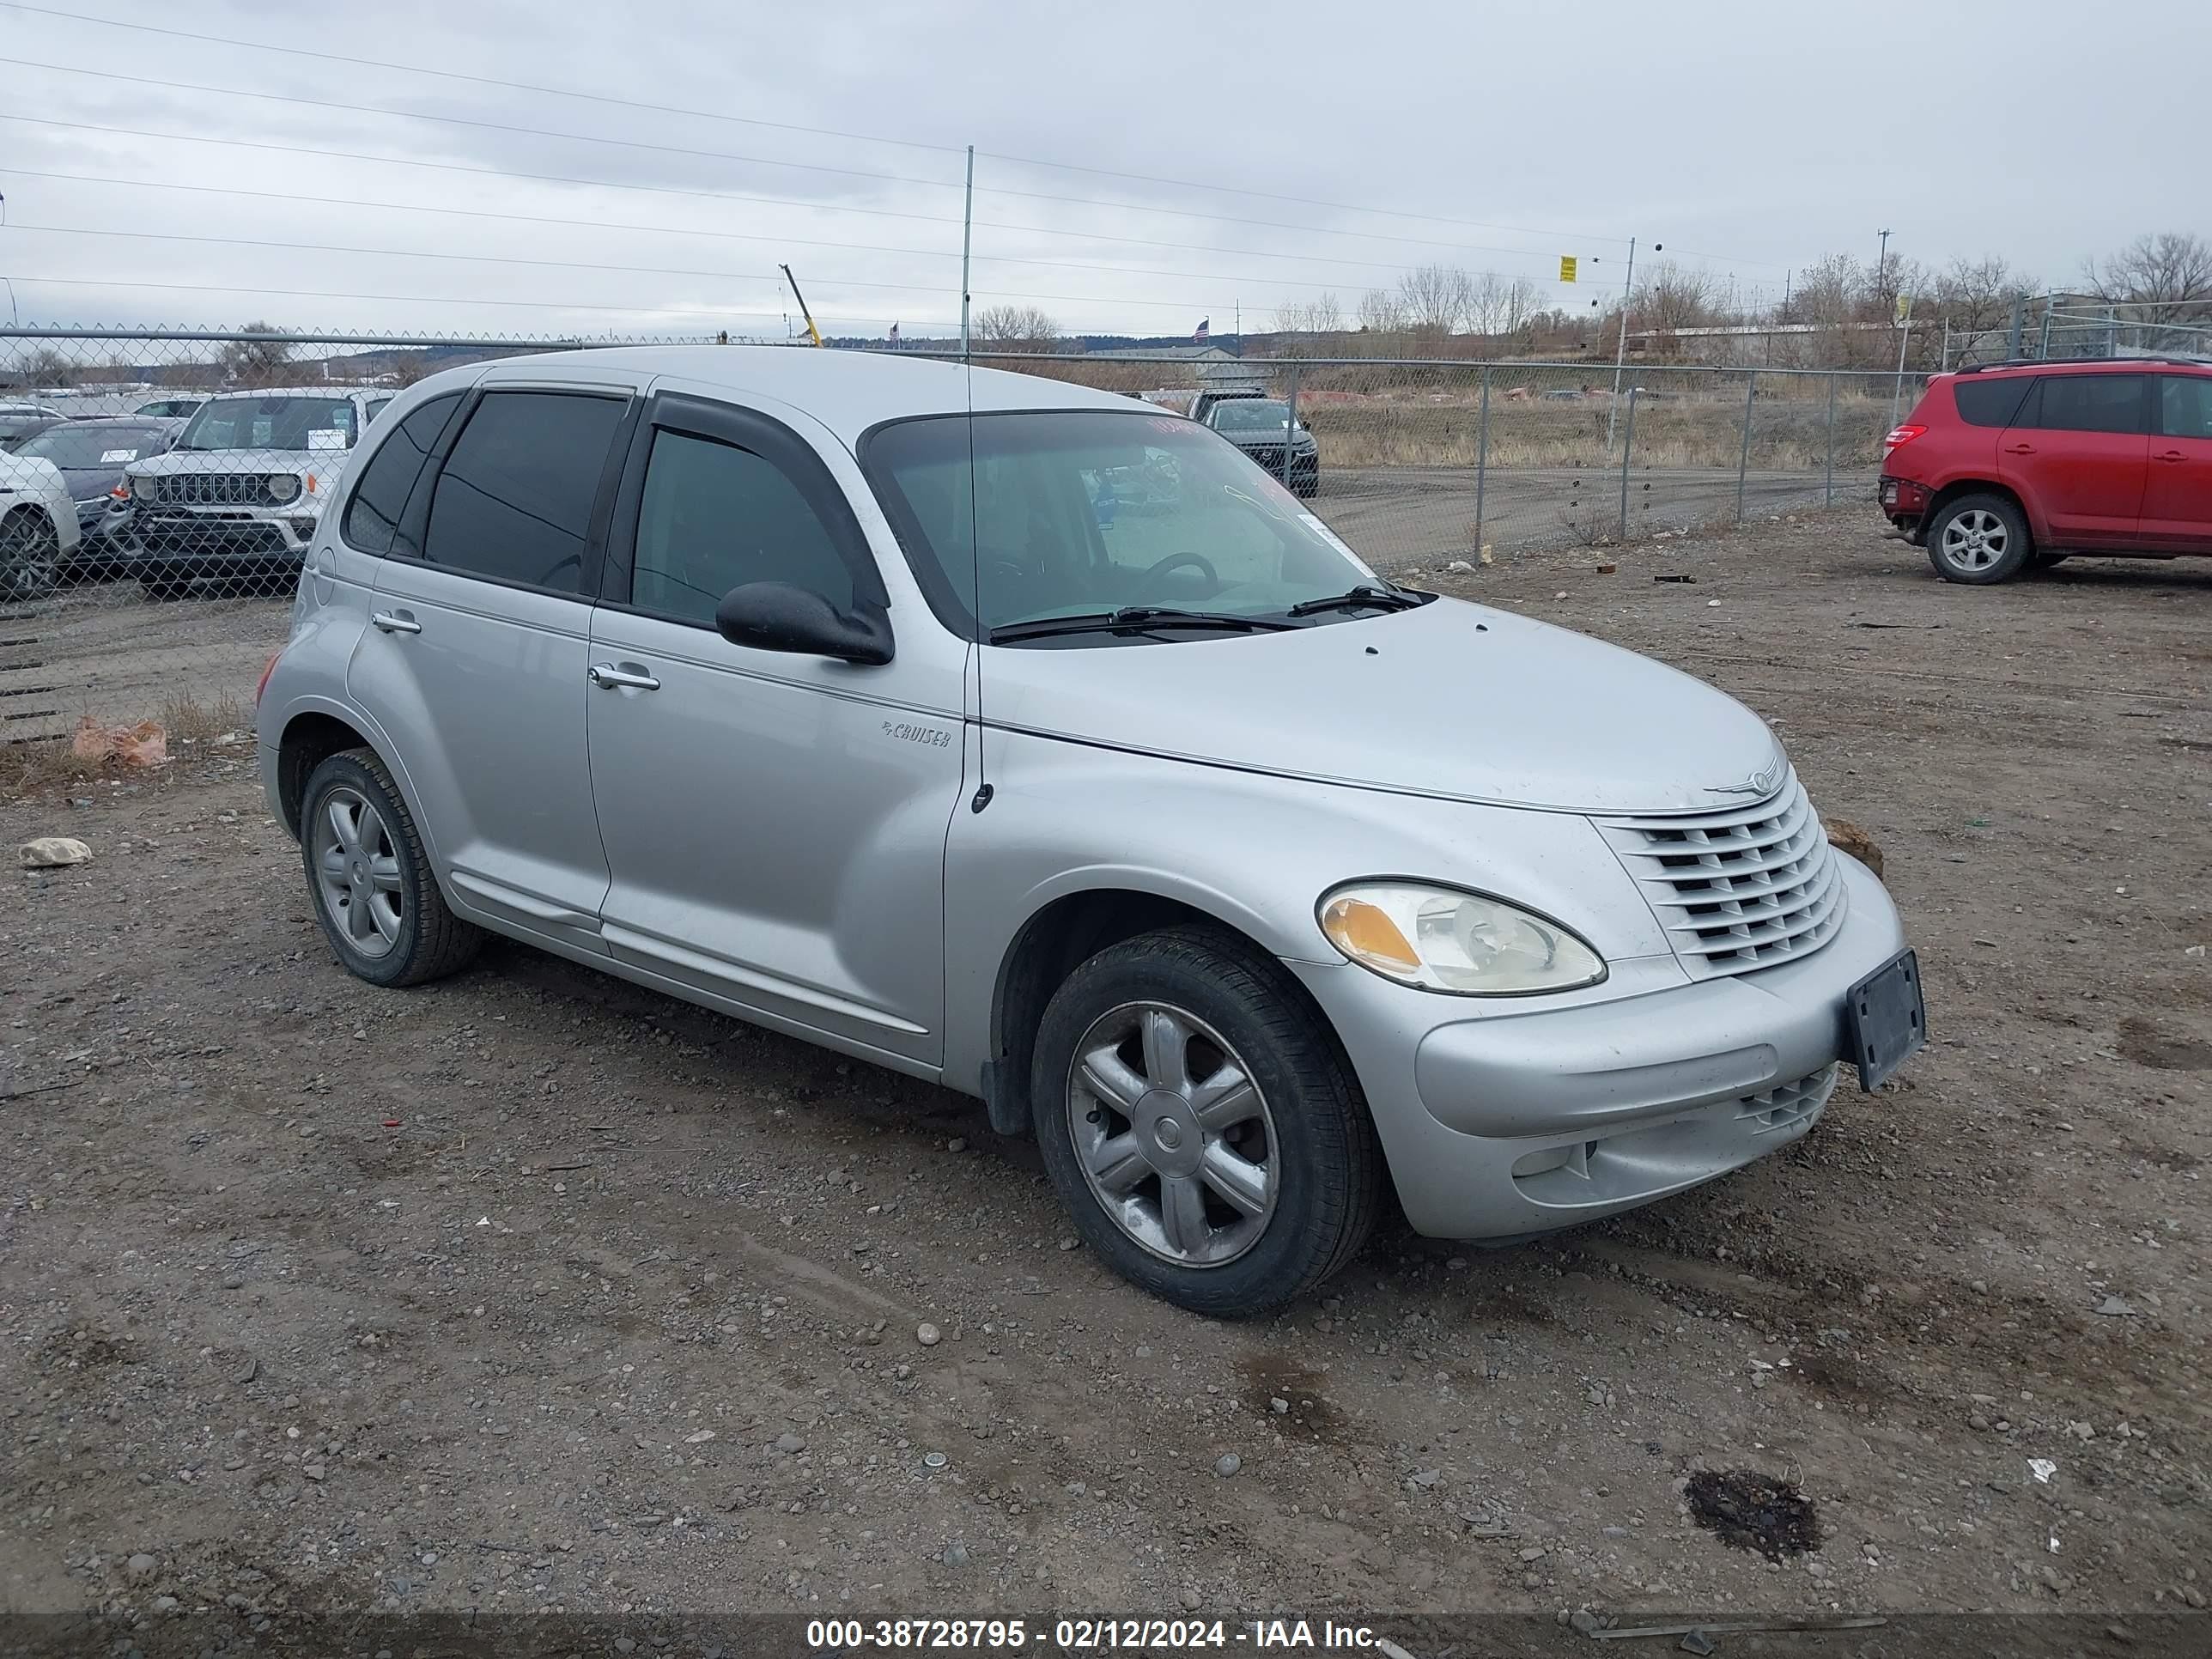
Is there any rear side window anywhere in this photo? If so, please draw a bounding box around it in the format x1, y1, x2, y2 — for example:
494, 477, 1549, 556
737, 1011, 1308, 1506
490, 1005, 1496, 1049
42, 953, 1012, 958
1953, 377, 2032, 428
419, 392, 626, 593
343, 392, 460, 554
2157, 375, 2212, 440
2025, 374, 2148, 435
630, 430, 853, 626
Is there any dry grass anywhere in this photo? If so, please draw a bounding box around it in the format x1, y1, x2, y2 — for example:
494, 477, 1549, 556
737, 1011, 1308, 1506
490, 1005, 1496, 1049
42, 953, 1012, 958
1, 695, 249, 802
159, 694, 249, 745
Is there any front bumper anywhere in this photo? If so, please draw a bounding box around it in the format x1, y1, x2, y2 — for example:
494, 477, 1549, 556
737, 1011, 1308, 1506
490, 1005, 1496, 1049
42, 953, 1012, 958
1289, 854, 1911, 1239
117, 505, 319, 567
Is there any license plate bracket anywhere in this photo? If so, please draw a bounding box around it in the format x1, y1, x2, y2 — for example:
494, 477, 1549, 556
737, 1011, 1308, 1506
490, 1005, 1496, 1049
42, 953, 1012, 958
1845, 948, 1926, 1091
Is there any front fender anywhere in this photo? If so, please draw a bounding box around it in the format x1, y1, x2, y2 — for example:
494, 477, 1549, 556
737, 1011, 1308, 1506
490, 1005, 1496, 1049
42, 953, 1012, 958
940, 726, 1675, 1096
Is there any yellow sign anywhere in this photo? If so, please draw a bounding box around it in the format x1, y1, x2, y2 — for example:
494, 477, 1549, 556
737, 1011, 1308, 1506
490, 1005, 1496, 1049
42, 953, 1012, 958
1894, 291, 1912, 323
1559, 256, 1578, 283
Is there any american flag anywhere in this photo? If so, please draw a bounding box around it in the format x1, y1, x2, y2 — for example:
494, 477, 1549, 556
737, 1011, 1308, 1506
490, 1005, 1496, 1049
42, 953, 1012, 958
1193, 318, 1209, 344
887, 321, 901, 343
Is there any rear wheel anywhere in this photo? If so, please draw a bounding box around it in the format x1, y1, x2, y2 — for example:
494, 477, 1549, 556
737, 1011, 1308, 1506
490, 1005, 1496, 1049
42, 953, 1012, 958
1927, 494, 2031, 584
0, 509, 60, 603
301, 748, 483, 988
1030, 926, 1382, 1316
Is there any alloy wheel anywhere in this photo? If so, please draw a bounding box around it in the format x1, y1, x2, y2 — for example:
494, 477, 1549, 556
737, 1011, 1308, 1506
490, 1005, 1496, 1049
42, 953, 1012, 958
1939, 508, 2008, 574
1066, 1000, 1279, 1267
311, 785, 405, 959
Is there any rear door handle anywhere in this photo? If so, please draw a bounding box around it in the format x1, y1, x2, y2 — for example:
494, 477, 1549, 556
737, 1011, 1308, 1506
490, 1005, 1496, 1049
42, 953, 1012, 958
2003, 443, 2036, 454
588, 662, 660, 691
370, 610, 421, 634
2154, 450, 2186, 462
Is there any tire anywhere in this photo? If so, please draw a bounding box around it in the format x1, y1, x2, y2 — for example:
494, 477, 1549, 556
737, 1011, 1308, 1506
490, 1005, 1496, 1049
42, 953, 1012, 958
301, 747, 482, 988
1030, 925, 1382, 1316
1926, 493, 2032, 585
0, 509, 61, 603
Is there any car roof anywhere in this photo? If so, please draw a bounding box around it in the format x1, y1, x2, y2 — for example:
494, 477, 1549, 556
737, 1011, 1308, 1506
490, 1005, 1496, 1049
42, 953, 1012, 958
200, 386, 382, 399
467, 345, 1142, 445
1959, 356, 2211, 377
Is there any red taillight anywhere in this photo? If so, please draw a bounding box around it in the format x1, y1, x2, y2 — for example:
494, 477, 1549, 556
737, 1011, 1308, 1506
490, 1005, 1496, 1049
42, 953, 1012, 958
254, 649, 282, 708
1882, 423, 1927, 454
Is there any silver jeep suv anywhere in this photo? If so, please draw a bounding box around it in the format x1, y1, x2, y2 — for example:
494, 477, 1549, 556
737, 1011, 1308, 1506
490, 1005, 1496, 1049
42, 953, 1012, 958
257, 347, 1924, 1316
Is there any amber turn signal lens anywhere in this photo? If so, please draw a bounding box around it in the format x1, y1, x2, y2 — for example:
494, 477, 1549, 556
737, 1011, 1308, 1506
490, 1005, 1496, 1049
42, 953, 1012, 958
1320, 896, 1420, 971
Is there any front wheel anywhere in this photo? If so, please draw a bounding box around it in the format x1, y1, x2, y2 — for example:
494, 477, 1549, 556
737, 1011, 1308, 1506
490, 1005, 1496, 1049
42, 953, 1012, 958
1926, 494, 2032, 584
1031, 927, 1382, 1316
0, 510, 61, 603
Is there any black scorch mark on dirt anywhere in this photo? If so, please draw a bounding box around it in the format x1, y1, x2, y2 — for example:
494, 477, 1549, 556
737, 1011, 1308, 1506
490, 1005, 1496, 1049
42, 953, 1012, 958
1686, 1469, 1821, 1561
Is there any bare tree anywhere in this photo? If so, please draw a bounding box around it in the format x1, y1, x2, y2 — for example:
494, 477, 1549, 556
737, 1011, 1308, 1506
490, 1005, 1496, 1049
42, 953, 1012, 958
6, 345, 74, 390
1357, 287, 1409, 336
1637, 261, 1721, 336
1273, 293, 1344, 337
971, 304, 1060, 352
218, 322, 295, 386
2083, 232, 2212, 324
1393, 264, 1474, 335
1935, 254, 2035, 334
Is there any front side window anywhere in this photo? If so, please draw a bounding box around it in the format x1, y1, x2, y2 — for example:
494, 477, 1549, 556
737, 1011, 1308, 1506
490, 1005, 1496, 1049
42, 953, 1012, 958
864, 410, 1387, 641
418, 391, 626, 593
2157, 375, 2212, 440
630, 428, 853, 627
343, 393, 461, 555
2027, 374, 2148, 435
177, 396, 360, 453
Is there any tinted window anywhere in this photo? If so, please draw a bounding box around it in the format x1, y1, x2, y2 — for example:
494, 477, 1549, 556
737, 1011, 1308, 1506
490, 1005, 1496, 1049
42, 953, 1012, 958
1212, 401, 1291, 432
631, 429, 853, 625
343, 393, 461, 554
1953, 378, 2032, 428
419, 392, 625, 592
366, 396, 393, 426
2158, 375, 2212, 440
2027, 374, 2147, 434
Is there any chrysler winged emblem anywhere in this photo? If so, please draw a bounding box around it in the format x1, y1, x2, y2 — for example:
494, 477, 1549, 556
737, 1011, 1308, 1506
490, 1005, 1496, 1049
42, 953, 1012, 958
1711, 758, 1783, 798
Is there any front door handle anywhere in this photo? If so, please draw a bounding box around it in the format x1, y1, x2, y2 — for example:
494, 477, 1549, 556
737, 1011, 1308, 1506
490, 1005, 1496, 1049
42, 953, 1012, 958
2003, 443, 2036, 455
2154, 450, 2186, 462
588, 662, 660, 691
370, 610, 421, 634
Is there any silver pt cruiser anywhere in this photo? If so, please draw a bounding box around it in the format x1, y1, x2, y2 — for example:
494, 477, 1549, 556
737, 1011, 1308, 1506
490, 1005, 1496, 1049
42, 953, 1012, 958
257, 348, 1925, 1316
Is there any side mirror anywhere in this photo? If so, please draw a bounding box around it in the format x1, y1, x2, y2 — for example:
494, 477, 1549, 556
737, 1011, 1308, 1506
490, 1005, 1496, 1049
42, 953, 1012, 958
714, 580, 893, 665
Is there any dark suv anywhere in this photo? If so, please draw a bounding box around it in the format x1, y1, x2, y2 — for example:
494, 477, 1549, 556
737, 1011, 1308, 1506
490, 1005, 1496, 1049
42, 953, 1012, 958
1878, 358, 2212, 583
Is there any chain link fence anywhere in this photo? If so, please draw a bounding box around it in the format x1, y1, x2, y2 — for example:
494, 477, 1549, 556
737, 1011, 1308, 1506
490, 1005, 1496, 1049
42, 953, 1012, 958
1, 326, 1913, 769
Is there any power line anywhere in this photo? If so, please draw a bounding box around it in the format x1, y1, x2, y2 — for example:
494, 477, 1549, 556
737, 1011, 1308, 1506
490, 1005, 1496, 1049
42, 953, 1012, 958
7, 274, 926, 329
4, 223, 1254, 313
8, 60, 1620, 266
0, 124, 1569, 283
3, 1, 1632, 249
0, 167, 1559, 296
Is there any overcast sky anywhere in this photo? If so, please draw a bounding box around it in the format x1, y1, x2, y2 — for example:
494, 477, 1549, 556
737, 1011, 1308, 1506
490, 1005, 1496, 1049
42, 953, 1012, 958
2, 0, 2204, 344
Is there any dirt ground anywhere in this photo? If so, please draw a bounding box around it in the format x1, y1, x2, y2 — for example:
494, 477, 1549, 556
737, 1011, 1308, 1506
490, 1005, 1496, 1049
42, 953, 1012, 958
3, 510, 2208, 1656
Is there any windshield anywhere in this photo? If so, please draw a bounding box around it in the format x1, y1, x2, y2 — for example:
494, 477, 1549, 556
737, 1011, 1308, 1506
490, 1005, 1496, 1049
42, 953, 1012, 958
1211, 400, 1292, 432
863, 410, 1382, 640
15, 424, 168, 468
178, 396, 357, 453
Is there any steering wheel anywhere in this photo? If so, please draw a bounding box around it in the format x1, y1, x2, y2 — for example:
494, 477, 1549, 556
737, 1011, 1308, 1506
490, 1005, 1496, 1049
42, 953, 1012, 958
1141, 551, 1220, 594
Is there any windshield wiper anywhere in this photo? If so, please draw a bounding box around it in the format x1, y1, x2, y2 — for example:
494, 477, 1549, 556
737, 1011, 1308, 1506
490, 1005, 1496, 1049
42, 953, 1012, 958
988, 606, 1296, 644
1283, 583, 1423, 618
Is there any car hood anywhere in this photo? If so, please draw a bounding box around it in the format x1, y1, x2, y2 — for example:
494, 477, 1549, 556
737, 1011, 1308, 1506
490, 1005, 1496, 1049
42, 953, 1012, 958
127, 447, 349, 475
58, 465, 129, 500
981, 595, 1783, 815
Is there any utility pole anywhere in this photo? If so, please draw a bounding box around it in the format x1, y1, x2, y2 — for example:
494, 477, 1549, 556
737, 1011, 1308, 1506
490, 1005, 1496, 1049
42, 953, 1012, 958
1875, 228, 1892, 309
958, 145, 974, 363
1605, 236, 1651, 458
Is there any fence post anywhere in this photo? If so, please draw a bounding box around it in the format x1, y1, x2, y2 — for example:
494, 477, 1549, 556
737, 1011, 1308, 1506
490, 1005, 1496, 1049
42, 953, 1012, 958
1824, 374, 1837, 507
1283, 366, 1301, 489
1473, 364, 1490, 552
1735, 369, 1757, 523
1618, 386, 1638, 543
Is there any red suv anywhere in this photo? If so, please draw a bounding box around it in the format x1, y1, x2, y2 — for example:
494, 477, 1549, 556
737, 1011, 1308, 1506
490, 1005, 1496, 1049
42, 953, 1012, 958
1878, 358, 2212, 583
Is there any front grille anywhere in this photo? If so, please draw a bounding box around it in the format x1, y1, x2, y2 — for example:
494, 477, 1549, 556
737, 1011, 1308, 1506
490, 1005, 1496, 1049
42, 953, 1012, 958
137, 516, 291, 555
1243, 445, 1286, 471
1598, 769, 1844, 978
144, 472, 275, 507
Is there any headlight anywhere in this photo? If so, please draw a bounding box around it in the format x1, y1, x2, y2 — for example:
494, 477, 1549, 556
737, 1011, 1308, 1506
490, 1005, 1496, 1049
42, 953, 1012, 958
268, 474, 302, 504
1318, 881, 1605, 995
